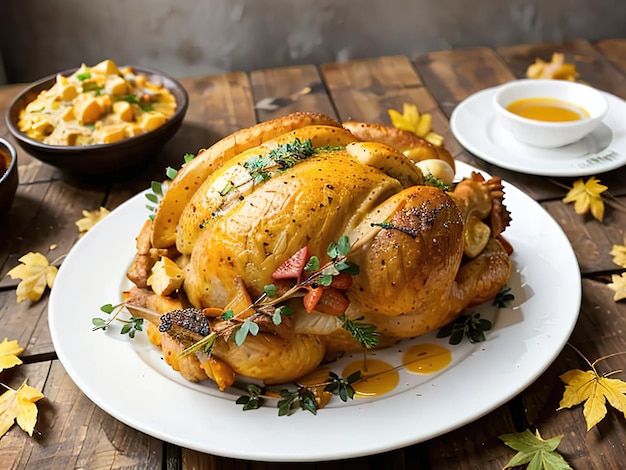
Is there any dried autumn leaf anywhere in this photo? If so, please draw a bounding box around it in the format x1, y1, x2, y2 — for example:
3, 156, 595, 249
608, 273, 626, 301
388, 103, 444, 147
558, 367, 626, 430
0, 380, 45, 437
610, 244, 626, 268
499, 428, 572, 470
0, 338, 24, 372
526, 52, 579, 81
562, 177, 607, 222
6, 252, 58, 303
75, 206, 110, 234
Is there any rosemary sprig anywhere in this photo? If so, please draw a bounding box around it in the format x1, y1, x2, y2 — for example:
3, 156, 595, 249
92, 303, 144, 338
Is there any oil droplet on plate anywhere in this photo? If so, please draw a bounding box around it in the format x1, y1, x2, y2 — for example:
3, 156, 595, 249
403, 343, 451, 374
342, 358, 399, 398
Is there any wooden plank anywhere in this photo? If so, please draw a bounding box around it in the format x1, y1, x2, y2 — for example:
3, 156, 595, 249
0, 177, 107, 356
426, 406, 517, 469
595, 39, 626, 76
541, 196, 626, 275
0, 360, 164, 469
497, 39, 626, 99
320, 56, 464, 162
250, 64, 337, 121
413, 47, 514, 118
519, 278, 626, 469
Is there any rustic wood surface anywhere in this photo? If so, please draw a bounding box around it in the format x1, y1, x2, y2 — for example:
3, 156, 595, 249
1, 39, 625, 469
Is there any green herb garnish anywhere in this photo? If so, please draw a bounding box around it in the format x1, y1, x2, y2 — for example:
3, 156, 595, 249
436, 312, 492, 345
493, 286, 515, 308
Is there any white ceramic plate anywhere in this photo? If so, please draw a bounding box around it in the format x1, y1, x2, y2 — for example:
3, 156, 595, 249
49, 162, 581, 462
450, 86, 626, 176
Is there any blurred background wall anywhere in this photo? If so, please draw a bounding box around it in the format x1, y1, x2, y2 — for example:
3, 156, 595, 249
0, 0, 623, 83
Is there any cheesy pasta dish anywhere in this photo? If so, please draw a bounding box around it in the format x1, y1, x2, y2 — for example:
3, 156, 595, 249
18, 59, 177, 146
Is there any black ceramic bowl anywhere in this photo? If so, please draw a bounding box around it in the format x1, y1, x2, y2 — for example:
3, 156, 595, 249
5, 65, 188, 177
0, 137, 18, 214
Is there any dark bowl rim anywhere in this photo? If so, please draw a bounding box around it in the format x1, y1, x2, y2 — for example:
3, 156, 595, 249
0, 136, 18, 184
5, 64, 189, 153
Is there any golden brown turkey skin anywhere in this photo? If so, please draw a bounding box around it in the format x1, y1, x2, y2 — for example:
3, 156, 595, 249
183, 150, 404, 307
128, 113, 513, 387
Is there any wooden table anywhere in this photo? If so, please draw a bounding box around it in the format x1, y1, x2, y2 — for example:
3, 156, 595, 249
2, 39, 625, 469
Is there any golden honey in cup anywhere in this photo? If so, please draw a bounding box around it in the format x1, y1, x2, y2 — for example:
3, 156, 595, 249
506, 97, 589, 122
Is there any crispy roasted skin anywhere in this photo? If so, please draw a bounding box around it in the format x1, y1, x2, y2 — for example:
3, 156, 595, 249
151, 112, 343, 249
343, 121, 456, 171
127, 112, 513, 387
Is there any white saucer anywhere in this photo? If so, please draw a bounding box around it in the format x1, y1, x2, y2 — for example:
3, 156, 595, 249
450, 85, 626, 177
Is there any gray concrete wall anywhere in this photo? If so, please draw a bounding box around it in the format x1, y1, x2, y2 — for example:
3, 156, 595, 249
0, 0, 622, 83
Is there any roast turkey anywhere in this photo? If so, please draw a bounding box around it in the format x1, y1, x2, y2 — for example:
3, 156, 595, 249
126, 112, 512, 390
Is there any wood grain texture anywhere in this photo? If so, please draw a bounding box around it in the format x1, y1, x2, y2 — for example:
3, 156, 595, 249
1, 44, 625, 469
595, 38, 626, 76
497, 39, 626, 99
250, 64, 337, 121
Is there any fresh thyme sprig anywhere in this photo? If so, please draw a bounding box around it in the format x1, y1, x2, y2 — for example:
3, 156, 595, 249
436, 312, 492, 345
219, 138, 318, 197
92, 303, 144, 338
235, 369, 362, 416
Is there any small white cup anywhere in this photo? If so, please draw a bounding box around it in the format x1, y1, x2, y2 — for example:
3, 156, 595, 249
493, 79, 608, 148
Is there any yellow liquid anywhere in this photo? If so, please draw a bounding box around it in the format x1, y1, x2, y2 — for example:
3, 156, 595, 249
342, 358, 399, 398
403, 343, 452, 374
506, 97, 589, 122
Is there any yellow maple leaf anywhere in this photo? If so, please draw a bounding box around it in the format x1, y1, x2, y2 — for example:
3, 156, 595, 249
610, 244, 626, 268
558, 355, 626, 430
0, 338, 24, 372
562, 177, 608, 222
0, 380, 45, 437
75, 206, 110, 234
388, 103, 444, 147
526, 52, 579, 81
608, 273, 626, 301
6, 252, 58, 303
